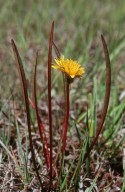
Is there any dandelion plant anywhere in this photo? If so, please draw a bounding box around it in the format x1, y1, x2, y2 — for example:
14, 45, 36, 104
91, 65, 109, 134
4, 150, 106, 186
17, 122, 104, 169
11, 22, 111, 191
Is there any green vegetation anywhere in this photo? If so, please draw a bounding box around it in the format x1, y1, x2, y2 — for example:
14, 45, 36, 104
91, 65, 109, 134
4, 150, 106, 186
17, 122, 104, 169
0, 0, 125, 191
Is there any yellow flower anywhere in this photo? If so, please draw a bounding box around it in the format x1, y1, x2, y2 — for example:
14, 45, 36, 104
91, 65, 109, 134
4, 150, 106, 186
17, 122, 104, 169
52, 57, 85, 79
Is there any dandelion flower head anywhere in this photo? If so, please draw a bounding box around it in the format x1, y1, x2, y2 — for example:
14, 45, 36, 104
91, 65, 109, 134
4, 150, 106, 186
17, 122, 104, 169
52, 56, 85, 79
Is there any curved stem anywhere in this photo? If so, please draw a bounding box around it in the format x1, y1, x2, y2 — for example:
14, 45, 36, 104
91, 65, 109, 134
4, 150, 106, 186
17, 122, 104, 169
11, 40, 43, 189
83, 35, 111, 162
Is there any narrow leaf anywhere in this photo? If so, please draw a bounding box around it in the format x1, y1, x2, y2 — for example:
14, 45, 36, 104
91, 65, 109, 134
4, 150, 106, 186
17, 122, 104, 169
11, 40, 43, 188
33, 52, 50, 169
83, 35, 111, 161
48, 21, 54, 182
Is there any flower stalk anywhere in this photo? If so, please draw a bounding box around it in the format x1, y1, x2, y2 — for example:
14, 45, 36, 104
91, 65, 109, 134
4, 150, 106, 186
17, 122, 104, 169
52, 57, 85, 161
62, 80, 70, 157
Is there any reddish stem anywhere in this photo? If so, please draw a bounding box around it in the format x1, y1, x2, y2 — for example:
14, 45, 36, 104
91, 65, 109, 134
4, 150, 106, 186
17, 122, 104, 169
48, 21, 54, 183
33, 53, 50, 169
62, 82, 70, 158
52, 41, 61, 59
11, 40, 43, 189
83, 35, 111, 162
29, 97, 50, 168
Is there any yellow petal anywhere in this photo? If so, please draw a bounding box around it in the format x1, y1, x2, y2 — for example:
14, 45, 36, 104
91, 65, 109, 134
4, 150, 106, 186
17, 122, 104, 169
52, 56, 85, 81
